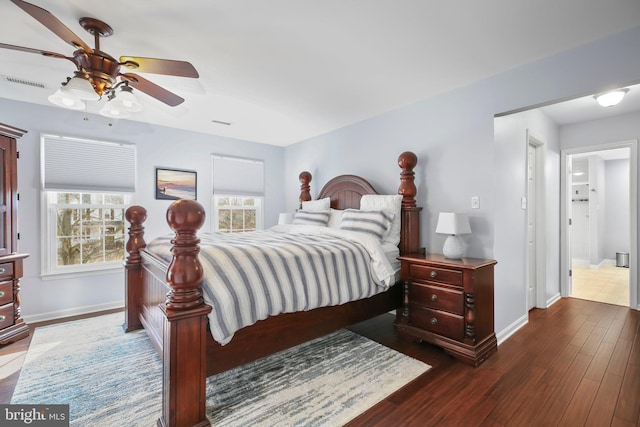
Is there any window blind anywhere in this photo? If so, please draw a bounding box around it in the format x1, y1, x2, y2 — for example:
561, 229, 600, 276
212, 155, 264, 196
42, 134, 136, 193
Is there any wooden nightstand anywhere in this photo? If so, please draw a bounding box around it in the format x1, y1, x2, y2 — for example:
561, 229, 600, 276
395, 253, 497, 367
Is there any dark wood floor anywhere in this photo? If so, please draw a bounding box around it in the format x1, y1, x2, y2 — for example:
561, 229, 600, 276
1, 298, 639, 426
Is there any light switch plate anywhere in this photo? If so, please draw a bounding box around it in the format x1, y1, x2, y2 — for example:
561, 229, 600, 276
471, 196, 480, 209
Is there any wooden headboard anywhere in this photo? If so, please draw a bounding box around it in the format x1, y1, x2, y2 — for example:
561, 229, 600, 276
297, 151, 421, 255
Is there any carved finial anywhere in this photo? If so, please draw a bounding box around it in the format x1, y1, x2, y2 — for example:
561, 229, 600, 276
299, 171, 312, 208
398, 151, 418, 208
125, 205, 147, 265
165, 200, 206, 311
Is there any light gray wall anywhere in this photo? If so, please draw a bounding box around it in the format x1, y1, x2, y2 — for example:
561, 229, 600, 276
284, 25, 640, 338
604, 159, 631, 258
1, 98, 285, 321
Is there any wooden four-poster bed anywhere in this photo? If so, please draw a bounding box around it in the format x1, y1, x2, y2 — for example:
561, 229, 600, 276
123, 151, 422, 426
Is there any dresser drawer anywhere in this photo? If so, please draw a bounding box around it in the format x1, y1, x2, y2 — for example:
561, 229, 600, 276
0, 262, 13, 281
410, 305, 464, 341
0, 281, 12, 306
0, 303, 14, 329
408, 264, 462, 286
410, 282, 463, 315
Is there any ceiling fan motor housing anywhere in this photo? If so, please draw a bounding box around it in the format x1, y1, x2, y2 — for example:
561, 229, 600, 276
74, 49, 120, 96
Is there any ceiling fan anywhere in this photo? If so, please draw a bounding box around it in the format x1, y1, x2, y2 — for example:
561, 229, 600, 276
0, 0, 199, 115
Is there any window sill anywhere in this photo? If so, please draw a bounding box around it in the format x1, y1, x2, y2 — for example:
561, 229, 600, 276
40, 264, 123, 281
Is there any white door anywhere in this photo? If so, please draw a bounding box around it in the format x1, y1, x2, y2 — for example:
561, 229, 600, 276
527, 144, 537, 310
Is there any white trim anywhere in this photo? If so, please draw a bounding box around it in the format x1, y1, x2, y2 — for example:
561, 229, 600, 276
561, 139, 638, 310
496, 313, 528, 345
547, 293, 562, 308
527, 130, 547, 309
23, 301, 124, 324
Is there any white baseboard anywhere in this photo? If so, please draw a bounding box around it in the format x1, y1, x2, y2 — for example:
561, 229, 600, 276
23, 301, 124, 324
496, 313, 528, 346
547, 293, 562, 307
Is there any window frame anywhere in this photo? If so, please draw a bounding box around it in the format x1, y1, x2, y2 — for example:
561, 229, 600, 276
41, 191, 134, 277
212, 194, 264, 233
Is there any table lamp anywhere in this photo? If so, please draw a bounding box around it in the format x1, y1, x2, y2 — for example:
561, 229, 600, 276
435, 212, 471, 258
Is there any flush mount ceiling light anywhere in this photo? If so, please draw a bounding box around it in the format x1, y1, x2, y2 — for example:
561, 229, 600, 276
594, 88, 629, 107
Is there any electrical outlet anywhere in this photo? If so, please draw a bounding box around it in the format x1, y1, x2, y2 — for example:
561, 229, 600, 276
471, 196, 480, 209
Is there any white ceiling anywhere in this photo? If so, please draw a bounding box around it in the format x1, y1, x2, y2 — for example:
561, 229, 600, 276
1, 1, 640, 146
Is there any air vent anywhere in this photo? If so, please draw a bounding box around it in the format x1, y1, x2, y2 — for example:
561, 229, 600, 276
211, 119, 232, 126
2, 75, 46, 89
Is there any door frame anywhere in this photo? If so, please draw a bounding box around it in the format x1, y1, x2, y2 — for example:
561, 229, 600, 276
527, 130, 547, 309
560, 139, 638, 309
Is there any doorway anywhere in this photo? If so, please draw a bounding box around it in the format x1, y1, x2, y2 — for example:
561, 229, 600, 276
561, 140, 637, 307
527, 131, 546, 310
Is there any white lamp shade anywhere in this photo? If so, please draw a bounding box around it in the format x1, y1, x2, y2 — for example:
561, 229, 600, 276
99, 100, 132, 118
278, 212, 293, 225
61, 75, 100, 101
110, 89, 143, 112
435, 212, 471, 235
436, 212, 471, 258
48, 89, 86, 110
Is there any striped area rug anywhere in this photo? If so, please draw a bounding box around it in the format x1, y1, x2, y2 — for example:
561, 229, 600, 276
12, 312, 430, 426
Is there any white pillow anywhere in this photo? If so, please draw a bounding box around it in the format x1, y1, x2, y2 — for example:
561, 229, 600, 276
328, 208, 343, 229
292, 210, 330, 226
301, 197, 330, 211
360, 194, 402, 246
340, 209, 394, 242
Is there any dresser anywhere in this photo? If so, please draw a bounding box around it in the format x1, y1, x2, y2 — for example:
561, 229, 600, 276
395, 253, 497, 367
0, 123, 29, 345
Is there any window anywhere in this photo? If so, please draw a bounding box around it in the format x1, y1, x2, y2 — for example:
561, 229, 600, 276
41, 134, 136, 275
212, 155, 264, 233
213, 195, 262, 233
46, 192, 132, 271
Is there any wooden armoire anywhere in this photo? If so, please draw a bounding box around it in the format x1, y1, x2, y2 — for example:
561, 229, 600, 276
0, 122, 29, 344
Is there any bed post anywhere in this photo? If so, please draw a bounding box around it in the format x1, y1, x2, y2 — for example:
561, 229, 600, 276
398, 151, 422, 255
299, 171, 312, 208
124, 205, 147, 332
158, 200, 212, 427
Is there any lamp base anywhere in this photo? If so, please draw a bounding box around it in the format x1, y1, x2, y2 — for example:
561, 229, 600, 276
442, 235, 464, 259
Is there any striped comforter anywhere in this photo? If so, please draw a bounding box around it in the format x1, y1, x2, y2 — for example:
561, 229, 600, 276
146, 224, 396, 345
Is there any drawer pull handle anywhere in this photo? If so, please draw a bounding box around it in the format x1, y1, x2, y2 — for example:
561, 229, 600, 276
0, 315, 5, 322
430, 294, 438, 302
0, 268, 5, 275
430, 317, 438, 325
430, 271, 437, 279
0, 291, 4, 298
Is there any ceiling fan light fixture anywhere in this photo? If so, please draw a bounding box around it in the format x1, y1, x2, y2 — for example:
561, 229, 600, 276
99, 98, 132, 119
48, 88, 86, 110
110, 85, 143, 112
61, 73, 100, 101
594, 88, 629, 107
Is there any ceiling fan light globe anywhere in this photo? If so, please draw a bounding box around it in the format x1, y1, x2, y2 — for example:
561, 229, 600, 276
113, 89, 143, 112
99, 101, 131, 119
63, 75, 100, 101
48, 89, 85, 110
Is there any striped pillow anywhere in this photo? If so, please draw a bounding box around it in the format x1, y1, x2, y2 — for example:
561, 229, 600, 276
340, 209, 394, 242
292, 210, 330, 226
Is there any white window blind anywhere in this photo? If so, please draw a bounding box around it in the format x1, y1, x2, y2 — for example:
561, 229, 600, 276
212, 155, 264, 196
42, 134, 136, 193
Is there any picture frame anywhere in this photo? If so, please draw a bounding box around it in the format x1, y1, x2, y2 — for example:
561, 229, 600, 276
155, 167, 197, 200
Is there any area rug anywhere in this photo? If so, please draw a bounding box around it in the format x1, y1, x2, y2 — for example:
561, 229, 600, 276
11, 312, 430, 426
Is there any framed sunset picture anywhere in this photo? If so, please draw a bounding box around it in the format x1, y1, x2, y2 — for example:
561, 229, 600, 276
155, 167, 197, 200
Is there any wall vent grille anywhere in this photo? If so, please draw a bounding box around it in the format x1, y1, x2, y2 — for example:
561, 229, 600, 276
2, 75, 46, 89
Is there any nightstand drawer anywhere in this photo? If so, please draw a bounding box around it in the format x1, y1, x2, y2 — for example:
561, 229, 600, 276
0, 304, 14, 329
408, 264, 462, 286
410, 305, 464, 341
0, 281, 12, 305
411, 282, 463, 315
0, 263, 13, 281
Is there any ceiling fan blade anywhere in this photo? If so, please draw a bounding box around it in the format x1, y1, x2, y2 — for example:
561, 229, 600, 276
120, 73, 185, 107
11, 0, 92, 52
0, 42, 72, 61
119, 56, 199, 78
